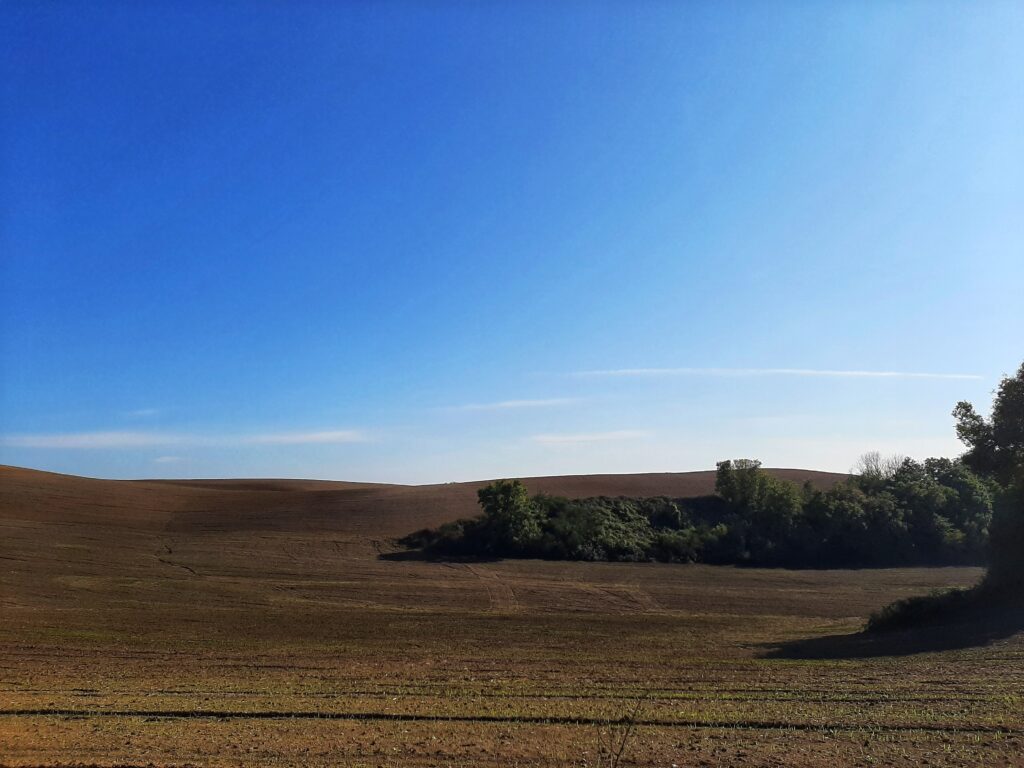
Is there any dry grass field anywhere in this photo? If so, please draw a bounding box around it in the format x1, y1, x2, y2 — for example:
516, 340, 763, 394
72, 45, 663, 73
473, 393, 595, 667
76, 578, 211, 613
1, 464, 1022, 767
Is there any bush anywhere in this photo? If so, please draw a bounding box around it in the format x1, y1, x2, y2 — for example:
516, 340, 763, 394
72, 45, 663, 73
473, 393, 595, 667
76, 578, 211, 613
866, 587, 976, 632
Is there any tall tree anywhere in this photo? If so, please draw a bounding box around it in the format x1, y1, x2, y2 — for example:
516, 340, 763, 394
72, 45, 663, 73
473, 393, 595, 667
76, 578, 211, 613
953, 362, 1024, 486
476, 479, 543, 554
954, 362, 1024, 587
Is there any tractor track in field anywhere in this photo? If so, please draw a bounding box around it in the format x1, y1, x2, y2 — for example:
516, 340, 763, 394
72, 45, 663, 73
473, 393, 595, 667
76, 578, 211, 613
154, 556, 198, 576
1, 708, 1021, 736
460, 563, 521, 613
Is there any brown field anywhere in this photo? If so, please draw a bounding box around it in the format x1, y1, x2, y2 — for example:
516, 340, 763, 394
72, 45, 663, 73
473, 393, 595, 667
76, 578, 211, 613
1, 464, 1022, 767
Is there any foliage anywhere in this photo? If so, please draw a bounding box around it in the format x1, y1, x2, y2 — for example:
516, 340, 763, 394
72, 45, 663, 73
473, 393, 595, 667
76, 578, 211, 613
853, 451, 906, 492
988, 480, 1024, 587
953, 362, 1024, 587
537, 496, 656, 561
475, 478, 545, 554
405, 459, 993, 567
866, 587, 977, 633
954, 362, 1024, 486
865, 578, 1024, 633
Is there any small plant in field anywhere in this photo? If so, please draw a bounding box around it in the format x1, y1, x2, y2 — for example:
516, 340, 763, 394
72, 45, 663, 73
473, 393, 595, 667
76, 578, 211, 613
583, 695, 645, 768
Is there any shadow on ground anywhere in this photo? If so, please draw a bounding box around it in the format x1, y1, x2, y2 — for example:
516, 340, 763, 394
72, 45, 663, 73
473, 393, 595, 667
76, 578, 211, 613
766, 600, 1024, 659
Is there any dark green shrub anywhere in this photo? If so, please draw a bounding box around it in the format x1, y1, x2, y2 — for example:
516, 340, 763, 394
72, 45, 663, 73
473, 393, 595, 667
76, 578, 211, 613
866, 588, 976, 632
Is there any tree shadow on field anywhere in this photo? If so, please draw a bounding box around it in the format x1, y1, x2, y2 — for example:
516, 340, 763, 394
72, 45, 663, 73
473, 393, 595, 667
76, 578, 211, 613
765, 599, 1024, 659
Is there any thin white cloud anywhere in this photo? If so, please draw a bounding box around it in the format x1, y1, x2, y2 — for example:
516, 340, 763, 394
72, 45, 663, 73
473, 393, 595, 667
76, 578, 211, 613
1, 429, 367, 449
153, 455, 183, 464
568, 367, 982, 380
451, 398, 580, 411
531, 429, 653, 444
1, 431, 185, 449
240, 430, 364, 445
126, 408, 160, 418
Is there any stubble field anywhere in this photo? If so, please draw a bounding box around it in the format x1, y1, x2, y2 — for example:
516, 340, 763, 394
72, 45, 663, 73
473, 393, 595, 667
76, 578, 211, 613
1, 465, 1021, 766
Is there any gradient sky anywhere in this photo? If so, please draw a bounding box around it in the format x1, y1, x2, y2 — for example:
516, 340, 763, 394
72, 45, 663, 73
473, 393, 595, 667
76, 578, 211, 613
2, 1, 1022, 483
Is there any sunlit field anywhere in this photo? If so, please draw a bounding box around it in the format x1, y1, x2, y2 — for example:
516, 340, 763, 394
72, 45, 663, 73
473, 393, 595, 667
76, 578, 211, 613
3, 466, 1021, 767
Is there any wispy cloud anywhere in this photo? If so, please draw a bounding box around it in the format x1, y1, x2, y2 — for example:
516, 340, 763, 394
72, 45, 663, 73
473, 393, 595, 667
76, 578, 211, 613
531, 429, 653, 444
1, 431, 183, 449
240, 430, 364, 445
125, 408, 160, 418
153, 455, 183, 464
1, 429, 367, 449
451, 398, 580, 411
568, 367, 982, 380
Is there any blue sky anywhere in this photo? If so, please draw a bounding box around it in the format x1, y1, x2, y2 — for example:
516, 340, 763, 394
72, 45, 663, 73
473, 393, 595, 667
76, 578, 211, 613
2, 1, 1022, 483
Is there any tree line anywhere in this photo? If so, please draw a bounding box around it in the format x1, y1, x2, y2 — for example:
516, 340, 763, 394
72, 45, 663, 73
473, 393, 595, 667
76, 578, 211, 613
401, 457, 994, 568
400, 362, 1022, 577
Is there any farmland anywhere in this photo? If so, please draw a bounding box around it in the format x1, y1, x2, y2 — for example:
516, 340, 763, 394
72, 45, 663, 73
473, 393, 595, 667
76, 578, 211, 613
1, 465, 1022, 766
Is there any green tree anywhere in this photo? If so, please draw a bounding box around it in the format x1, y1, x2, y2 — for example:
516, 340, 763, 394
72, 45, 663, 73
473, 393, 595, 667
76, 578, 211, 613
923, 457, 993, 555
954, 363, 1024, 586
953, 362, 1024, 486
746, 476, 803, 562
476, 479, 543, 554
715, 459, 764, 509
715, 459, 804, 563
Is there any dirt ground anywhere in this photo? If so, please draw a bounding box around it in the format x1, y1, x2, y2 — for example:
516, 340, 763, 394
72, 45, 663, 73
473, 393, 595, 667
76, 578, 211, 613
1, 465, 1021, 767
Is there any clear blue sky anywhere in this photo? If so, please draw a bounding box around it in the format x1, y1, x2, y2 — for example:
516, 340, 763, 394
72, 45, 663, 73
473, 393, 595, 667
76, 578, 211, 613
2, 2, 1022, 483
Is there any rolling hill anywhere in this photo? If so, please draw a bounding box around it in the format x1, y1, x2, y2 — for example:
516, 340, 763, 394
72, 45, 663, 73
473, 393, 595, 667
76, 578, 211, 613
4, 464, 1009, 768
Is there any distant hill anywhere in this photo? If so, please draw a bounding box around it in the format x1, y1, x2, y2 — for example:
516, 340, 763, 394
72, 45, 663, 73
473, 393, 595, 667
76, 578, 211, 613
0, 464, 846, 537
0, 463, 846, 620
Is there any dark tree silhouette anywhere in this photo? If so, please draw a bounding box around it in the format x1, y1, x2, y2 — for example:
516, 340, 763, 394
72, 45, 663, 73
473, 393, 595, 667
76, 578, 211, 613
955, 362, 1024, 587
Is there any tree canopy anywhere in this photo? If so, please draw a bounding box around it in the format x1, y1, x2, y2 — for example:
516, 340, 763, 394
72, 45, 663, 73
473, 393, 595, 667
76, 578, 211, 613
954, 362, 1024, 486
954, 362, 1024, 587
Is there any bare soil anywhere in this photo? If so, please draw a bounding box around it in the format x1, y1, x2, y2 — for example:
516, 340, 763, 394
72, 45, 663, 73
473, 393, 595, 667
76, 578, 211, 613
2, 465, 1020, 767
